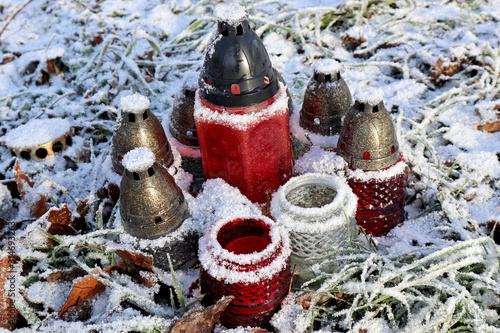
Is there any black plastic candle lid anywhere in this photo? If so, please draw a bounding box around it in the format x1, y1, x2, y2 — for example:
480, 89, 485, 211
199, 6, 279, 107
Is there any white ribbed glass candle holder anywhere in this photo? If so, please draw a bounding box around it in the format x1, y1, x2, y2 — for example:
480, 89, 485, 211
271, 173, 358, 275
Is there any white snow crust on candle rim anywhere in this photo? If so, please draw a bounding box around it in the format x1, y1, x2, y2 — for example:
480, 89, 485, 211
271, 173, 358, 234
213, 3, 248, 25
346, 155, 407, 182
313, 59, 342, 75
353, 86, 385, 106
122, 147, 155, 172
199, 214, 291, 284
3, 118, 71, 150
119, 92, 150, 114
194, 82, 289, 131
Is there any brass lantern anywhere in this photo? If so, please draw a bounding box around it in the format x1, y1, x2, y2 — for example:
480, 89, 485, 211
119, 147, 188, 239
337, 88, 399, 171
300, 60, 352, 136
112, 93, 173, 175
169, 72, 205, 193
337, 86, 406, 237
169, 72, 199, 148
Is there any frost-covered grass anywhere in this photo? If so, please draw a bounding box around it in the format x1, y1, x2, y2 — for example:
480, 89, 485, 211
1, 0, 499, 332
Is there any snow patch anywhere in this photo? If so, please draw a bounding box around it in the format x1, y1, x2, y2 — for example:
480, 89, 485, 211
353, 86, 385, 106
214, 4, 247, 25
313, 59, 342, 75
119, 93, 150, 114
3, 118, 71, 150
121, 147, 155, 172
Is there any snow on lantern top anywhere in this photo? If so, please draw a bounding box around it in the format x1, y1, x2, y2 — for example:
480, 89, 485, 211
4, 118, 71, 150
313, 59, 343, 76
353, 86, 384, 106
338, 86, 399, 171
199, 4, 279, 107
122, 147, 155, 173
213, 4, 247, 25
119, 93, 151, 114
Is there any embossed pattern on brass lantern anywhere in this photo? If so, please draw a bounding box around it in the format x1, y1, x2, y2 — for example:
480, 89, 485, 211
112, 93, 173, 175
119, 147, 188, 239
300, 60, 352, 136
337, 92, 399, 171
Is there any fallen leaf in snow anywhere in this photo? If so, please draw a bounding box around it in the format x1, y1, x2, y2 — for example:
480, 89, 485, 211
13, 159, 47, 219
110, 249, 156, 287
295, 291, 331, 310
431, 56, 460, 83
477, 120, 500, 132
45, 266, 86, 283
46, 204, 78, 236
59, 274, 106, 320
169, 296, 234, 333
0, 250, 21, 330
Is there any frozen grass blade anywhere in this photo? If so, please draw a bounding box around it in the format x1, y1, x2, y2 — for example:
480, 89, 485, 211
167, 252, 186, 313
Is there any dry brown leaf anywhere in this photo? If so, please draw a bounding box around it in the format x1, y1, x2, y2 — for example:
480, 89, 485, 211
1, 55, 15, 65
0, 251, 21, 330
477, 120, 500, 133
46, 204, 78, 236
91, 35, 103, 46
110, 249, 156, 287
431, 57, 460, 83
59, 275, 106, 320
295, 291, 331, 310
487, 220, 499, 245
169, 296, 234, 333
341, 34, 367, 49
46, 60, 61, 75
13, 159, 47, 218
45, 266, 86, 283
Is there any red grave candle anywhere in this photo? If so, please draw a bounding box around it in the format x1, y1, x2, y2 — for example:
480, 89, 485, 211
195, 86, 292, 203
194, 5, 292, 203
338, 87, 407, 236
199, 216, 291, 328
346, 153, 407, 236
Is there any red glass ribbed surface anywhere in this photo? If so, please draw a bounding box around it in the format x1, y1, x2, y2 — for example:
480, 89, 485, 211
347, 155, 407, 236
201, 219, 291, 328
195, 89, 292, 203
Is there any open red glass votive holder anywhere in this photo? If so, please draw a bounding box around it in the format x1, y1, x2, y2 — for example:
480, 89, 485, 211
199, 216, 291, 328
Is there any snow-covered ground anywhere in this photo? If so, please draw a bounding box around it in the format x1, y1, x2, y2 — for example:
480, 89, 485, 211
0, 0, 499, 332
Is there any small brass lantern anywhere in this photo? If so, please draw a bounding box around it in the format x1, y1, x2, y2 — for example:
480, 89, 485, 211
119, 147, 188, 239
300, 59, 352, 136
112, 93, 173, 175
338, 87, 407, 236
169, 72, 204, 193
